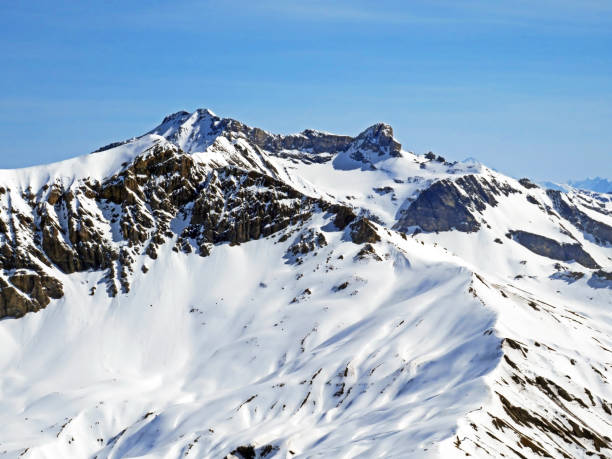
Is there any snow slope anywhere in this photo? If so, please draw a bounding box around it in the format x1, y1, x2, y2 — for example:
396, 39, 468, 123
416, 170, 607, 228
0, 109, 610, 458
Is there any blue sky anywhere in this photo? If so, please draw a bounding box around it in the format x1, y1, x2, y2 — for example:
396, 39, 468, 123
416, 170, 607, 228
0, 0, 610, 182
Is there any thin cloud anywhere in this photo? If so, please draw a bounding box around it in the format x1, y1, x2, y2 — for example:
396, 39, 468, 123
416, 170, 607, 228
249, 0, 612, 34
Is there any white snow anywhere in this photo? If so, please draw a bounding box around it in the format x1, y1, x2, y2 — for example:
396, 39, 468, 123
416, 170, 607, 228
0, 109, 610, 458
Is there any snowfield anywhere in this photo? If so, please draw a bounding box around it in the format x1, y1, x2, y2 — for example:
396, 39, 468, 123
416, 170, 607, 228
0, 109, 610, 458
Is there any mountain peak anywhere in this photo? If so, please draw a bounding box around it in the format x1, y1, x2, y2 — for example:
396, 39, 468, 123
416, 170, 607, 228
194, 107, 217, 117
160, 108, 217, 124
2, 108, 612, 459
353, 122, 402, 156
146, 110, 405, 162
146, 108, 223, 153
160, 110, 190, 125
331, 122, 402, 169
356, 122, 393, 137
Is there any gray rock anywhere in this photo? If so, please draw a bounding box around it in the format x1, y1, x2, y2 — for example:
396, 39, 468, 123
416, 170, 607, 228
547, 190, 612, 246
509, 230, 599, 269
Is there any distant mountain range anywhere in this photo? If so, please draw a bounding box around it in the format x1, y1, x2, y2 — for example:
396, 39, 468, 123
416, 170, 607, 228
568, 177, 612, 194
539, 177, 612, 194
0, 108, 610, 458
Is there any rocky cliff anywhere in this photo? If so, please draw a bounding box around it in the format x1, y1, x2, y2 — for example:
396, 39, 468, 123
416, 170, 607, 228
0, 109, 610, 459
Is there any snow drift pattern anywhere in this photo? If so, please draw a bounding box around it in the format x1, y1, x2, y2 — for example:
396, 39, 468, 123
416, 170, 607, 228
0, 109, 610, 458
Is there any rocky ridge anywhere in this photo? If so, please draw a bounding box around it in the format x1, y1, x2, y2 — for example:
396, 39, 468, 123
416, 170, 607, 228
0, 109, 611, 458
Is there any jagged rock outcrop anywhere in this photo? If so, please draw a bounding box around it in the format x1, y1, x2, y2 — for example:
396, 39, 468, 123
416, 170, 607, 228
518, 178, 539, 189
332, 205, 357, 230
0, 141, 354, 318
0, 272, 63, 318
100, 110, 403, 171
287, 229, 327, 257
248, 127, 353, 155
349, 218, 380, 244
509, 230, 599, 268
149, 109, 355, 156
395, 175, 517, 233
224, 444, 277, 459
592, 269, 612, 281
183, 168, 317, 254
355, 243, 383, 261
347, 123, 402, 160
547, 190, 612, 245
395, 180, 481, 233
2, 109, 612, 459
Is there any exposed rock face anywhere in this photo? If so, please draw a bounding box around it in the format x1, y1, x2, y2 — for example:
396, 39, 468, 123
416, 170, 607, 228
195, 112, 401, 160
347, 123, 402, 160
332, 205, 356, 230
287, 228, 327, 257
0, 279, 31, 318
223, 443, 279, 459
547, 190, 612, 245
394, 175, 517, 233
0, 141, 356, 318
509, 230, 599, 269
250, 127, 353, 155
184, 168, 316, 252
424, 152, 446, 162
588, 270, 612, 287
355, 243, 382, 261
217, 112, 356, 155
395, 180, 481, 233
349, 218, 380, 244
10, 272, 63, 301
518, 178, 539, 189
223, 444, 258, 459
136, 109, 356, 156
227, 445, 255, 459
102, 110, 404, 172
0, 273, 63, 318
592, 269, 612, 281
2, 109, 612, 458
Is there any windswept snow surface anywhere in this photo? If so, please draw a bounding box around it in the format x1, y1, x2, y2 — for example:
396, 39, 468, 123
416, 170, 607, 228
0, 109, 610, 458
0, 225, 499, 458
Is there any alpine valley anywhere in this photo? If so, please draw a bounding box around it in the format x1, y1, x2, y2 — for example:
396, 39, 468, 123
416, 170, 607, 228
0, 109, 610, 459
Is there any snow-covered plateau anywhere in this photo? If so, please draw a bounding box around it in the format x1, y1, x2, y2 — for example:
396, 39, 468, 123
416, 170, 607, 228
0, 108, 610, 458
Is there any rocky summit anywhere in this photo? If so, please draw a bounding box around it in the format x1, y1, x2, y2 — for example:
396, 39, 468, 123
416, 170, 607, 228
0, 109, 611, 458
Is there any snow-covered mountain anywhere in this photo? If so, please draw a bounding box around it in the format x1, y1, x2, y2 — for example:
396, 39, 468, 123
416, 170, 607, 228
568, 177, 612, 194
0, 108, 611, 459
538, 177, 612, 195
